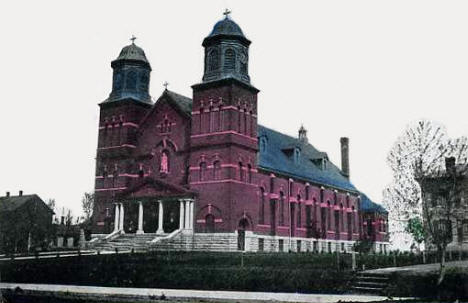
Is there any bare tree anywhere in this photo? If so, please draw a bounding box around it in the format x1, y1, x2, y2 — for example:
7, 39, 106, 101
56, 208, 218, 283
81, 192, 95, 222
46, 199, 56, 212
384, 119, 468, 285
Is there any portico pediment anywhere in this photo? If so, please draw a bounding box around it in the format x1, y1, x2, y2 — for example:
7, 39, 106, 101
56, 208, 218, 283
118, 177, 196, 200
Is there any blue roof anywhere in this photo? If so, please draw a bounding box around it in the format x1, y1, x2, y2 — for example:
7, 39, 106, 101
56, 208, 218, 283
258, 125, 387, 213
258, 125, 357, 192
360, 193, 388, 214
208, 17, 245, 38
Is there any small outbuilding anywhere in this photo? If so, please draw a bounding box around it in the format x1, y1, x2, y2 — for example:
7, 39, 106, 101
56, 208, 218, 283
0, 191, 54, 254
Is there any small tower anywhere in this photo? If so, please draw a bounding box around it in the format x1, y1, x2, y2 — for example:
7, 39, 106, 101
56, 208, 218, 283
202, 10, 251, 84
190, 12, 259, 232
107, 37, 152, 104
93, 38, 153, 234
298, 125, 308, 143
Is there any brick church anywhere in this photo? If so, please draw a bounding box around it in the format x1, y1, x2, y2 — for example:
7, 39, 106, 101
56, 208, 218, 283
91, 12, 389, 253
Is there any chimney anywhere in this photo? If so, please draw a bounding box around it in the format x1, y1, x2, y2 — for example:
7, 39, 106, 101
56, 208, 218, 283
6, 191, 10, 198
445, 157, 456, 175
340, 137, 350, 178
19, 190, 23, 196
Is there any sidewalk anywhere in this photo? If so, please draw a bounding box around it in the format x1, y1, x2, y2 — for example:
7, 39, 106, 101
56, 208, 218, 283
0, 283, 406, 303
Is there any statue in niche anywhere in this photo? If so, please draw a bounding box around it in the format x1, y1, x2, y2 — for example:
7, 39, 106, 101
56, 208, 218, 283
160, 151, 169, 173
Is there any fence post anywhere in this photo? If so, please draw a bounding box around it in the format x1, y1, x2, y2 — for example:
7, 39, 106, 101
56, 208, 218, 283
352, 251, 356, 271
459, 245, 463, 261
336, 250, 340, 270
422, 251, 426, 264
393, 252, 397, 267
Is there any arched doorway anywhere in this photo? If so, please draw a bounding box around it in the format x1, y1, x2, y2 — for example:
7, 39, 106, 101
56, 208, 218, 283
205, 214, 215, 233
238, 218, 249, 251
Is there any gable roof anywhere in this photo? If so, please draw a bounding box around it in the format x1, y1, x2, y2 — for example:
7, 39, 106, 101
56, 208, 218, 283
164, 90, 192, 116
0, 194, 52, 213
257, 125, 357, 192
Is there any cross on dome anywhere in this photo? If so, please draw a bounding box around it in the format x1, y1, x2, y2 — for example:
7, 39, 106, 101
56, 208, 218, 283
223, 8, 231, 18
163, 81, 169, 90
130, 35, 137, 44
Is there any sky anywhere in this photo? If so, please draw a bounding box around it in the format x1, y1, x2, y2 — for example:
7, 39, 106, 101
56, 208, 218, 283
1, 0, 468, 226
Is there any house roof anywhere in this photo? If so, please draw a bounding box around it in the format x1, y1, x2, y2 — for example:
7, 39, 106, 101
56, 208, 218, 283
0, 194, 52, 213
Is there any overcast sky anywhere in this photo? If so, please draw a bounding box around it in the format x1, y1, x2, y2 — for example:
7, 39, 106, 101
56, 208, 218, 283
1, 0, 468, 219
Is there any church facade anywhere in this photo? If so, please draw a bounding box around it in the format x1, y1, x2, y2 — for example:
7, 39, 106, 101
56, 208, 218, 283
91, 14, 389, 253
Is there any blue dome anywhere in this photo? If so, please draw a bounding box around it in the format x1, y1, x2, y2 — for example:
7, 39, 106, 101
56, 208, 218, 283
208, 17, 245, 38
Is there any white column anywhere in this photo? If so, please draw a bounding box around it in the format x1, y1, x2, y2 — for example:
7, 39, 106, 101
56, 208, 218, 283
113, 203, 120, 232
184, 200, 190, 229
119, 203, 125, 234
157, 200, 165, 234
136, 201, 144, 234
179, 199, 185, 229
188, 199, 194, 230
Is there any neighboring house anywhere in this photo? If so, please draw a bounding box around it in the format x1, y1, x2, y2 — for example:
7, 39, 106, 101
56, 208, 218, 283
0, 191, 54, 253
91, 13, 389, 253
419, 158, 468, 252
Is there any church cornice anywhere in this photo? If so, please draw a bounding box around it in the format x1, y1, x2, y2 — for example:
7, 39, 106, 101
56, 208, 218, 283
192, 77, 259, 94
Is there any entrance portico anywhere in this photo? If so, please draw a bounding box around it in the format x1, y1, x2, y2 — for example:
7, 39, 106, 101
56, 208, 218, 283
112, 198, 195, 235
111, 175, 197, 236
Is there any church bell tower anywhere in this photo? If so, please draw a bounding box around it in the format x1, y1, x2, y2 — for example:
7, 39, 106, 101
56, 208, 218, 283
93, 38, 153, 233
190, 12, 260, 232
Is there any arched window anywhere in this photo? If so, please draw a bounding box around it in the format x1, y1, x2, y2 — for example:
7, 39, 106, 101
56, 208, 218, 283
239, 162, 244, 181
138, 166, 144, 178
224, 49, 235, 70
126, 70, 137, 89
199, 162, 207, 181
297, 195, 302, 227
279, 191, 285, 226
208, 50, 219, 71
247, 164, 253, 183
199, 106, 204, 133
237, 106, 242, 133
259, 187, 265, 224
213, 160, 221, 180
205, 214, 215, 233
160, 151, 169, 173
340, 203, 344, 232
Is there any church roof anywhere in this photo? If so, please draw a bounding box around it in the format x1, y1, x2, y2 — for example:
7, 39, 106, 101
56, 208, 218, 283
208, 16, 245, 38
257, 125, 357, 192
360, 193, 388, 214
164, 90, 192, 115
115, 43, 149, 64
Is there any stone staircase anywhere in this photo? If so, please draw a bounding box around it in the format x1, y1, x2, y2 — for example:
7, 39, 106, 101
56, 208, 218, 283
93, 233, 163, 252
151, 232, 237, 251
351, 272, 389, 295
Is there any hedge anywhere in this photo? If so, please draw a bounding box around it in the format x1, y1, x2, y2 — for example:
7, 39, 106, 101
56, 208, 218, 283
0, 252, 352, 293
385, 267, 468, 300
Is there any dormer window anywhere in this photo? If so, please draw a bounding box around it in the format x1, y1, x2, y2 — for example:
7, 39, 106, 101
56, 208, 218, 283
293, 148, 300, 164
259, 136, 268, 153
311, 157, 328, 170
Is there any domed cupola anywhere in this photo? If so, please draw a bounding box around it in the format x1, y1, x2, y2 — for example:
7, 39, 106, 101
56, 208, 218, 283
202, 10, 251, 84
107, 37, 152, 104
